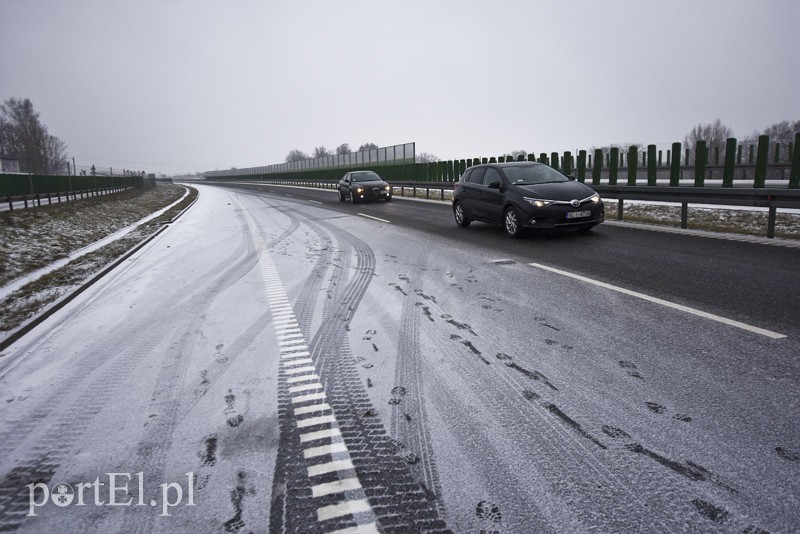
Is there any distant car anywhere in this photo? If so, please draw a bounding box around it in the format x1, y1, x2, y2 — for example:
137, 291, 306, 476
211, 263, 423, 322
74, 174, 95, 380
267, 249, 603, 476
338, 171, 392, 203
452, 162, 604, 237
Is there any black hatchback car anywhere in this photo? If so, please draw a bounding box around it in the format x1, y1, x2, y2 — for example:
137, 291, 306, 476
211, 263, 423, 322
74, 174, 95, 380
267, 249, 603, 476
338, 171, 392, 203
452, 162, 604, 236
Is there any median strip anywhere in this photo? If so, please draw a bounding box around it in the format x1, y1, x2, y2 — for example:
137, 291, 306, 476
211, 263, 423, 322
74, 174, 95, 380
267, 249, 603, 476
529, 262, 786, 339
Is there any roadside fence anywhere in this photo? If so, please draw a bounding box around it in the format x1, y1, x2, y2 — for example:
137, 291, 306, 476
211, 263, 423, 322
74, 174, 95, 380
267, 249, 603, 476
1, 174, 155, 211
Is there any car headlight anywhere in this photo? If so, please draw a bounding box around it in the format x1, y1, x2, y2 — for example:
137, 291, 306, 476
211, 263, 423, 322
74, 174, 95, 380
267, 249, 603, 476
590, 193, 601, 203
524, 197, 553, 208
356, 187, 364, 193
384, 186, 391, 191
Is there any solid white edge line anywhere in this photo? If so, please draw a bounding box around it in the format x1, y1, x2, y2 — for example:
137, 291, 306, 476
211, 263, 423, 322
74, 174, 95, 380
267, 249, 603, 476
528, 262, 786, 339
357, 213, 390, 223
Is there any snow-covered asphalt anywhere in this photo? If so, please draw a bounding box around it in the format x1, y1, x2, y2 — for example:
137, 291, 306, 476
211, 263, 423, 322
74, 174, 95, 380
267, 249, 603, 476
0, 183, 797, 533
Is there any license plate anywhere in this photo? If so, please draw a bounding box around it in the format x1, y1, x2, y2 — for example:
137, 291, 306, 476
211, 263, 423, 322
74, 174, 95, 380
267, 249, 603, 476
566, 210, 591, 219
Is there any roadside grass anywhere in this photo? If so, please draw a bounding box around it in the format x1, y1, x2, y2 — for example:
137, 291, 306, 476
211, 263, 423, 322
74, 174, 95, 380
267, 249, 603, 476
0, 184, 186, 286
0, 185, 197, 334
604, 203, 800, 240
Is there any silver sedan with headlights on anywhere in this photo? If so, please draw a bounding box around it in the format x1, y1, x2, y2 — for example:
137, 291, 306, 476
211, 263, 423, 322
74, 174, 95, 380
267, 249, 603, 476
452, 162, 604, 237
337, 171, 392, 203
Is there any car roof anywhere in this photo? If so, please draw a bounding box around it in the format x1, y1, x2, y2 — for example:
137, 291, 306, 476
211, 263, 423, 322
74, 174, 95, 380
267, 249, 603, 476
469, 161, 541, 168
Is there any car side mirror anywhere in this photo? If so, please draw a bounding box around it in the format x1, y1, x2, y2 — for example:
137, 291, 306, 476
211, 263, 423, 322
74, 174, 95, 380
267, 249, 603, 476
487, 181, 501, 189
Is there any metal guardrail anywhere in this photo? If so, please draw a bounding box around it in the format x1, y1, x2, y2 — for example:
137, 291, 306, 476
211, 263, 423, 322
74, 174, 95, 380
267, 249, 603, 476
220, 178, 800, 239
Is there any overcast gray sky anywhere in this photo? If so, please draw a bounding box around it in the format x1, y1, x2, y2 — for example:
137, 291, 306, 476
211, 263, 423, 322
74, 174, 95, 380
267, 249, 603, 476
2, 0, 799, 175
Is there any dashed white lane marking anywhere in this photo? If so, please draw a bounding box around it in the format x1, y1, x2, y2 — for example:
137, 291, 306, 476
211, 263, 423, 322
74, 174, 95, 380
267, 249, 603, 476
357, 213, 390, 223
285, 365, 318, 375
284, 358, 315, 367
289, 382, 323, 394
304, 441, 349, 459
287, 374, 321, 384
239, 204, 376, 530
327, 523, 380, 534
529, 262, 787, 339
297, 414, 338, 428
309, 200, 322, 204
293, 392, 327, 404
308, 459, 355, 477
317, 500, 372, 522
294, 403, 332, 416
312, 478, 362, 498
300, 427, 340, 442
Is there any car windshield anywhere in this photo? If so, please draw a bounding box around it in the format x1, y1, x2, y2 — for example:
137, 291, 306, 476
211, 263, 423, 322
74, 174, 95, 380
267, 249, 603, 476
351, 172, 381, 183
503, 165, 569, 185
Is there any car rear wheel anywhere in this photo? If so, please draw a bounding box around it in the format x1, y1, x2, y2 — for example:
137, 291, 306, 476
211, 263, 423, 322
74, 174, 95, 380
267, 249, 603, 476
454, 201, 471, 227
504, 207, 523, 237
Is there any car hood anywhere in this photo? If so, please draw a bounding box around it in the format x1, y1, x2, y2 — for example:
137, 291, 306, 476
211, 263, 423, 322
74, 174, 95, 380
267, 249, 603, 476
352, 180, 387, 187
515, 180, 596, 200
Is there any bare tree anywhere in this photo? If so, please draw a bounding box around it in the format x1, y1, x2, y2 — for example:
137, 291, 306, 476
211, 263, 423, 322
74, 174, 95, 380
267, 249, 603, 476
507, 149, 528, 159
684, 119, 734, 161
738, 119, 800, 162
0, 97, 67, 174
285, 149, 309, 163
357, 142, 378, 152
415, 152, 439, 163
43, 133, 69, 174
335, 143, 351, 155
313, 146, 331, 158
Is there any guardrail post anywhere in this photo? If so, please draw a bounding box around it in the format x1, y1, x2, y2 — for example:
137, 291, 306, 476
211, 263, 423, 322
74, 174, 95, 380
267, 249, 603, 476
617, 199, 624, 221
767, 206, 777, 238
527, 153, 536, 162
539, 153, 547, 165
723, 137, 736, 187
670, 142, 681, 186
609, 147, 619, 185
790, 132, 800, 189
695, 140, 707, 186
563, 151, 572, 175
647, 144, 656, 185
714, 146, 720, 165
577, 150, 586, 182
754, 135, 769, 188
737, 145, 742, 164
774, 143, 781, 163
685, 148, 690, 166
550, 152, 559, 170
748, 144, 754, 164
658, 150, 663, 167
627, 146, 638, 185
592, 149, 602, 185
681, 203, 689, 229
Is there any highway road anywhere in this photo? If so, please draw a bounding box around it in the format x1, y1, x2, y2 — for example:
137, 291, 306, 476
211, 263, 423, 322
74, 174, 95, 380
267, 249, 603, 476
0, 182, 797, 533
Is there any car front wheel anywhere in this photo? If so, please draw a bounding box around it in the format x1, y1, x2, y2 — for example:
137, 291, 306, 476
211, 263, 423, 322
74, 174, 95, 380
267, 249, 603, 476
338, 190, 346, 202
454, 201, 471, 227
350, 191, 359, 204
504, 207, 523, 237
